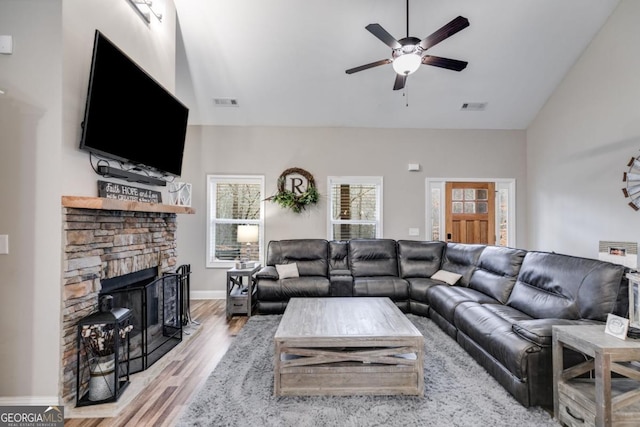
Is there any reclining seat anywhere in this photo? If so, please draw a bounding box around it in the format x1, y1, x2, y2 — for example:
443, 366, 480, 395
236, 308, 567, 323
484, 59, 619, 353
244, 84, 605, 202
397, 240, 446, 317
255, 239, 330, 314
349, 239, 410, 311
453, 251, 628, 407
428, 245, 525, 338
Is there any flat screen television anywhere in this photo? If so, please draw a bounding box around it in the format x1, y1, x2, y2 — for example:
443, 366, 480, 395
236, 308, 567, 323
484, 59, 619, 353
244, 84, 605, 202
79, 30, 189, 177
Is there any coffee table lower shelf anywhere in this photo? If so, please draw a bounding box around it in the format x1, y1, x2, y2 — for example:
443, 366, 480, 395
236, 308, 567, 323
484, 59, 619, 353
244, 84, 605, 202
274, 342, 423, 397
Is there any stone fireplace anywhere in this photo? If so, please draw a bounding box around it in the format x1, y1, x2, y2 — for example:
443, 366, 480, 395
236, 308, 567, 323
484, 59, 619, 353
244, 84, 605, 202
60, 197, 192, 405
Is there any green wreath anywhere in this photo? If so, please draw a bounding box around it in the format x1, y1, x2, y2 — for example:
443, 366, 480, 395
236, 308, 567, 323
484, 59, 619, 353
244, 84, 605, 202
268, 168, 319, 213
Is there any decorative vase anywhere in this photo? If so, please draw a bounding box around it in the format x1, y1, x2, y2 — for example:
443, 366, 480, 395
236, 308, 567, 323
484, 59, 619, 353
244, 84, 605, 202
88, 354, 116, 401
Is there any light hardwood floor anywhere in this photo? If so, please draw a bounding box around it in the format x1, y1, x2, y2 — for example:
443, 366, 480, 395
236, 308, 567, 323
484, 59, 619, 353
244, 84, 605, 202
65, 300, 248, 427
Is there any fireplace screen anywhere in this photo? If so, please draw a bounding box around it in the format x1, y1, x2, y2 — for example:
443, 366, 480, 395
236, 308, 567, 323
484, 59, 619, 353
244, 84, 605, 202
104, 273, 182, 373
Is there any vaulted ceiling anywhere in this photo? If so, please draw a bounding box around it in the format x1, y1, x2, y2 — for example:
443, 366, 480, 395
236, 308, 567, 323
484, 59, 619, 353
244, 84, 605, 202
174, 0, 620, 130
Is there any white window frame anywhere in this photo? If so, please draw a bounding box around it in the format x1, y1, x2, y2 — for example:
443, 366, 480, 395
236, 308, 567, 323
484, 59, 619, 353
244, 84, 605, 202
426, 178, 516, 247
206, 174, 265, 268
327, 176, 383, 240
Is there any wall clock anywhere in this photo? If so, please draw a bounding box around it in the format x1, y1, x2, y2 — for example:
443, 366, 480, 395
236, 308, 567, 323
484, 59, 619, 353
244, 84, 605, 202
623, 154, 640, 210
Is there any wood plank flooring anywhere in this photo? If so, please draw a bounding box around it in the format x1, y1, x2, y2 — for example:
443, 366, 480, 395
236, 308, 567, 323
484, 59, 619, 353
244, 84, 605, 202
65, 300, 247, 427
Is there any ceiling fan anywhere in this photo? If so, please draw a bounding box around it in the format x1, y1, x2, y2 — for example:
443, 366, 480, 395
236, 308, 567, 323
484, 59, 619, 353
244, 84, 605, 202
345, 0, 470, 90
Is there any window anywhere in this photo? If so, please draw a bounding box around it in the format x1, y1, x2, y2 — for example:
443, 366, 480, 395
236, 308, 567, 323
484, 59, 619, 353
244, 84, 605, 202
328, 176, 383, 240
207, 175, 265, 268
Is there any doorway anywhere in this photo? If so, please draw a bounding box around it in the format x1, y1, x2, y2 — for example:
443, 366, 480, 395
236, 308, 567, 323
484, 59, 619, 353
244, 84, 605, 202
426, 178, 516, 247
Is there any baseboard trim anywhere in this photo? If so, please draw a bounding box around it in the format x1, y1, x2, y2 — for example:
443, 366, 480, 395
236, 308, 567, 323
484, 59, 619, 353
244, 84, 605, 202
0, 396, 60, 406
190, 290, 225, 300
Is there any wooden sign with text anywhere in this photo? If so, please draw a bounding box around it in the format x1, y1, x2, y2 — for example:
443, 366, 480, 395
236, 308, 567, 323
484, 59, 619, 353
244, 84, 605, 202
98, 180, 162, 204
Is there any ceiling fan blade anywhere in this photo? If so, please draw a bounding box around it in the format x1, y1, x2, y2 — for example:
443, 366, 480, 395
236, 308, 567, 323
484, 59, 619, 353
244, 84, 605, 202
393, 74, 407, 91
365, 24, 402, 49
422, 55, 468, 71
419, 16, 469, 51
345, 59, 391, 74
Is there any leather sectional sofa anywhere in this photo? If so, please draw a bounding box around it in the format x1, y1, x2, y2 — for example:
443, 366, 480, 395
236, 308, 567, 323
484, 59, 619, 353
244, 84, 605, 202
255, 238, 629, 408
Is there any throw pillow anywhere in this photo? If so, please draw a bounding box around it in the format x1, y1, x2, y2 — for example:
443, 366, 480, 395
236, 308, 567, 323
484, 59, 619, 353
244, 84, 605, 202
276, 263, 299, 279
431, 269, 462, 286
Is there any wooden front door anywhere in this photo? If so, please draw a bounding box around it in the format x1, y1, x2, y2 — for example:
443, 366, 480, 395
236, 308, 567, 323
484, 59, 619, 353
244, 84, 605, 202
445, 182, 495, 245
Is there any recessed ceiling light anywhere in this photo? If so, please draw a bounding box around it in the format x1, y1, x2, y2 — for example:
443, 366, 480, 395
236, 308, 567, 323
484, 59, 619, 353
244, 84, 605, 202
213, 98, 239, 107
461, 102, 488, 111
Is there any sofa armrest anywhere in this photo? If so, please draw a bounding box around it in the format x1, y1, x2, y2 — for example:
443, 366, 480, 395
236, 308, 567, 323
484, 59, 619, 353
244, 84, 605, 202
329, 269, 352, 277
512, 318, 602, 347
256, 266, 279, 280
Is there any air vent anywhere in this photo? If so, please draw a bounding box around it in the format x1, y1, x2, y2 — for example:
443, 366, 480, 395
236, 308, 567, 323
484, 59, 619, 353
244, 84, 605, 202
461, 102, 487, 111
213, 98, 240, 107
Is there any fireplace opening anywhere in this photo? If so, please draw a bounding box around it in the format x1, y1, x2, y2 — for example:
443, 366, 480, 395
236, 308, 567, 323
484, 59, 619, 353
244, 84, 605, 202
100, 267, 182, 374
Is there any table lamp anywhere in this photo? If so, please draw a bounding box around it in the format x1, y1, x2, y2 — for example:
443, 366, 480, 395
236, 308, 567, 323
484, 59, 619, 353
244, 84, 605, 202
237, 225, 259, 263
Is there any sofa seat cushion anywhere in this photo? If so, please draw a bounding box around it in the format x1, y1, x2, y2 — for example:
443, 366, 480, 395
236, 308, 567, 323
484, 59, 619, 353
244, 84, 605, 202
454, 302, 538, 379
407, 278, 441, 302
427, 285, 499, 324
353, 276, 409, 300
256, 277, 330, 301
512, 318, 602, 347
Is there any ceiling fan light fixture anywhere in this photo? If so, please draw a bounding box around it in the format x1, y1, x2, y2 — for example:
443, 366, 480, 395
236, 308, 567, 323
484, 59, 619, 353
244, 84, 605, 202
392, 53, 421, 75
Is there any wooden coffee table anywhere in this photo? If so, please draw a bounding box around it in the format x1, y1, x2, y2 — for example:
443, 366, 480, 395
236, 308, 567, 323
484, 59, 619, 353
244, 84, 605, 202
273, 297, 424, 396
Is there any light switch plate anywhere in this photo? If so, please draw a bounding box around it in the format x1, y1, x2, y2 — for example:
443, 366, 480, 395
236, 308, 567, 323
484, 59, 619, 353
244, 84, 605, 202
409, 228, 419, 236
0, 35, 13, 55
0, 235, 8, 254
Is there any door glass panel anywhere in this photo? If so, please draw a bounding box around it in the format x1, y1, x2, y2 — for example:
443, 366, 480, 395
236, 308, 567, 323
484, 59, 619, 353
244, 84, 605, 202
464, 189, 476, 200
463, 202, 475, 213
498, 188, 509, 246
430, 188, 441, 240
452, 189, 463, 200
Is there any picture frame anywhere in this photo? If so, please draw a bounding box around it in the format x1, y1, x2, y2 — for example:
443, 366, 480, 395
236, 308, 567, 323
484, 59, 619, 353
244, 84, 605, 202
605, 313, 630, 340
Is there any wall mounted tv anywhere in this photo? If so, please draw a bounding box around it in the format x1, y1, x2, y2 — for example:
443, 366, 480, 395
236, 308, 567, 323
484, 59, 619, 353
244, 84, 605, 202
79, 30, 189, 180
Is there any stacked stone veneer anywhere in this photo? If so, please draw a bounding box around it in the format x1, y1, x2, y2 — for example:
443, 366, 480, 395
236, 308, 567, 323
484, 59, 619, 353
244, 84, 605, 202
60, 207, 178, 404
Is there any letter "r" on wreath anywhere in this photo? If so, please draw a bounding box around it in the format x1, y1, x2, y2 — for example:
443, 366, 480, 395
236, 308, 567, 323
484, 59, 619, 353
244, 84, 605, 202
290, 177, 304, 194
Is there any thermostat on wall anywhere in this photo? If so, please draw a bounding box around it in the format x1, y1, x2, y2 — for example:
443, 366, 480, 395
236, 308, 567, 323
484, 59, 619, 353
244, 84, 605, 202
0, 35, 13, 55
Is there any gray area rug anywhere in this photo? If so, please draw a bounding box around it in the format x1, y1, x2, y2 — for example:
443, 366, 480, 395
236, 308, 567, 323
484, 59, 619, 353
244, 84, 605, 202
177, 314, 559, 427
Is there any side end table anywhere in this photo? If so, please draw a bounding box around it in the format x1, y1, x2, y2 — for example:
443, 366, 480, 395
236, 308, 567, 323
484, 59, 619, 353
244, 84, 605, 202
226, 264, 261, 320
552, 325, 640, 427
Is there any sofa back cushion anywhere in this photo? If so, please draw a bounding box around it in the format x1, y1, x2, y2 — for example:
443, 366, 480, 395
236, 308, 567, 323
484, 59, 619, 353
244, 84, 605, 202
328, 240, 349, 274
349, 239, 398, 277
266, 239, 328, 277
440, 243, 485, 287
397, 240, 446, 278
469, 246, 527, 303
507, 251, 628, 321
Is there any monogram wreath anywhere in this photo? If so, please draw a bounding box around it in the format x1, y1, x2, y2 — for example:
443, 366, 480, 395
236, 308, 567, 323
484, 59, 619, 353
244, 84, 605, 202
267, 167, 319, 213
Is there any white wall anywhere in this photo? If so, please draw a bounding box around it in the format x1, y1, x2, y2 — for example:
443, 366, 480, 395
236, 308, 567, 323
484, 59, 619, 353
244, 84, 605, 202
0, 0, 180, 403
0, 0, 62, 403
527, 0, 640, 258
177, 126, 527, 295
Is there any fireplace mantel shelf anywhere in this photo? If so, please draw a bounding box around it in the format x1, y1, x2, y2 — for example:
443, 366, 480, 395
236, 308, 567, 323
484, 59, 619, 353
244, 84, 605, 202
62, 196, 195, 214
